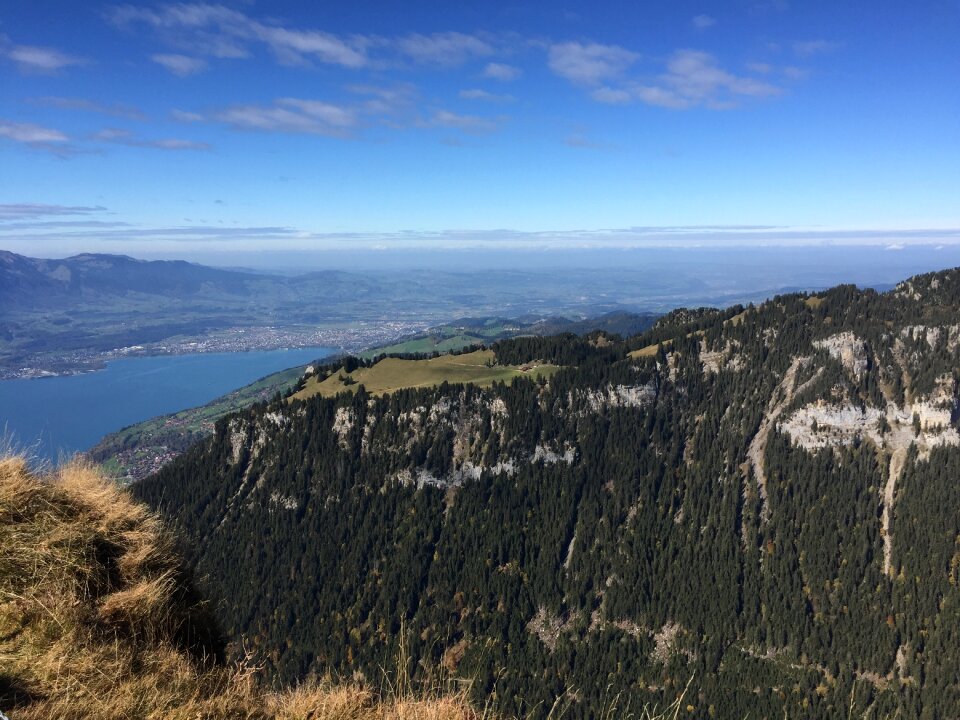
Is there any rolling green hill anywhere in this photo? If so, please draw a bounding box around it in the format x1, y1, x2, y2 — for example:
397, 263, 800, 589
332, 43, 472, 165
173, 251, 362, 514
293, 349, 558, 400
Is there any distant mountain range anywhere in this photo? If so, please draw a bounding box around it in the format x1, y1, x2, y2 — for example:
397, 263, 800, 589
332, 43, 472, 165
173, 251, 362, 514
5, 247, 940, 380
0, 251, 256, 307
0, 251, 668, 378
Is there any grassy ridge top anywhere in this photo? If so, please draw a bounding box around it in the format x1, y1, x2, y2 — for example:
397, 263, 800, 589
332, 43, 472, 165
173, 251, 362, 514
0, 457, 483, 719
292, 349, 559, 401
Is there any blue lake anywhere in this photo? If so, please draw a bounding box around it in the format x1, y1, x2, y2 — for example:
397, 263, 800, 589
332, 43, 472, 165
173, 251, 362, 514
0, 347, 335, 462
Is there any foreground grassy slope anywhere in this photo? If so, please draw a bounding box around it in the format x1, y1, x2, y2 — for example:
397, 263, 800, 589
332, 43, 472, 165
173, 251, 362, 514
0, 457, 485, 719
292, 349, 559, 400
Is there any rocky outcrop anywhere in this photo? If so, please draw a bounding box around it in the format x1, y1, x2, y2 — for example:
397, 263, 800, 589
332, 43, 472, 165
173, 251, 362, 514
746, 356, 818, 522
699, 338, 744, 375
814, 332, 868, 380
582, 382, 657, 411
780, 381, 959, 576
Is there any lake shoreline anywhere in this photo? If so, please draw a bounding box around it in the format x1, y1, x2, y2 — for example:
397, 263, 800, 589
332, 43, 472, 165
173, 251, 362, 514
0, 347, 336, 462
4, 344, 346, 382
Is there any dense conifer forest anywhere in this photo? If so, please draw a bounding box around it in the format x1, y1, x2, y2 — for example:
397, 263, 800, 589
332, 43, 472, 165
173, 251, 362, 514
136, 268, 960, 718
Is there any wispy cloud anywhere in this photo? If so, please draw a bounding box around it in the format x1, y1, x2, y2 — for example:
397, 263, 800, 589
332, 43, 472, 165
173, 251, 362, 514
2, 41, 86, 73
589, 87, 632, 104
0, 220, 130, 231
345, 84, 417, 117
793, 39, 839, 57
746, 62, 806, 80
483, 62, 521, 81
181, 85, 420, 138
592, 50, 780, 109
548, 41, 639, 85
109, 4, 369, 68
213, 98, 358, 136
170, 109, 205, 123
396, 32, 493, 66
0, 120, 71, 151
745, 62, 773, 74
0, 204, 107, 220
152, 53, 208, 76
30, 97, 146, 121
692, 15, 716, 30
92, 128, 211, 151
429, 110, 501, 134
256, 26, 367, 67
1, 223, 304, 245
459, 88, 513, 103
1, 118, 208, 155
564, 132, 604, 150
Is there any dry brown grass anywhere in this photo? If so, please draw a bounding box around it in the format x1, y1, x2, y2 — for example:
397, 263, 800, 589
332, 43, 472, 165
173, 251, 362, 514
291, 350, 559, 402
0, 457, 486, 720
628, 340, 672, 359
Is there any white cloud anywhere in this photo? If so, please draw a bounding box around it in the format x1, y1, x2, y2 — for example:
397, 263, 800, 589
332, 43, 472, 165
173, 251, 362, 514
148, 138, 211, 150
152, 53, 208, 76
110, 4, 370, 69
176, 86, 423, 139
564, 132, 603, 149
0, 120, 69, 144
745, 62, 773, 74
257, 26, 368, 67
30, 97, 145, 120
692, 15, 716, 30
793, 39, 839, 57
276, 99, 356, 128
430, 110, 499, 134
397, 32, 493, 66
0, 204, 106, 220
592, 50, 781, 109
459, 88, 513, 103
171, 109, 205, 123
548, 42, 639, 85
590, 87, 632, 104
483, 62, 521, 81
345, 84, 417, 117
92, 128, 211, 151
4, 44, 85, 73
214, 98, 357, 136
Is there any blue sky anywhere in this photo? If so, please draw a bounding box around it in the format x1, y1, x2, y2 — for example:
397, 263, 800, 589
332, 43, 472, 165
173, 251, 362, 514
1, 1, 959, 262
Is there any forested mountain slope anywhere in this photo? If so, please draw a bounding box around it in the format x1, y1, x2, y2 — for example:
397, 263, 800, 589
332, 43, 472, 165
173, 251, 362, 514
136, 268, 960, 719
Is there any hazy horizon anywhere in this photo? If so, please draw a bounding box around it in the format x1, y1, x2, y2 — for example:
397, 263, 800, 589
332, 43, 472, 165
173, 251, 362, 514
9, 243, 960, 286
